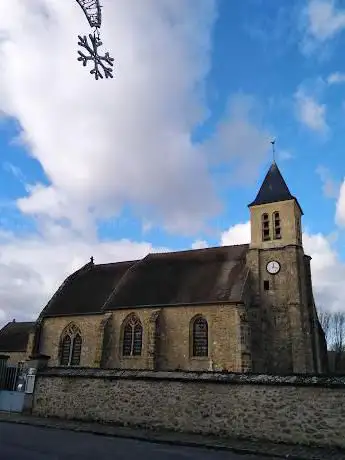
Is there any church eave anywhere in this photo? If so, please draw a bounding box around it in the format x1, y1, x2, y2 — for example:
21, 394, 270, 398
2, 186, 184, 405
248, 196, 304, 215
102, 300, 245, 311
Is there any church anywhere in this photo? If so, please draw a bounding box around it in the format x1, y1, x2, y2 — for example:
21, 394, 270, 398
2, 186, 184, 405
0, 162, 328, 375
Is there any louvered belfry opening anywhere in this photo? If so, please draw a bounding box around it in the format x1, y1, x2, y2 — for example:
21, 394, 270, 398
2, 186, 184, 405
273, 211, 281, 239
262, 213, 270, 241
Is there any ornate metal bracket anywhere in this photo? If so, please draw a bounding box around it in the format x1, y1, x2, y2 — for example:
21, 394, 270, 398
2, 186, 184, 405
75, 0, 114, 80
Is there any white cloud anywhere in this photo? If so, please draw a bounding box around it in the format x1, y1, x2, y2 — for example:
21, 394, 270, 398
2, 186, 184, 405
304, 0, 345, 42
204, 94, 271, 184
0, 224, 168, 327
294, 89, 328, 133
278, 150, 294, 161
0, 0, 219, 236
303, 231, 345, 313
335, 179, 345, 227
316, 165, 341, 198
191, 239, 208, 249
220, 221, 345, 312
327, 71, 345, 84
221, 221, 250, 246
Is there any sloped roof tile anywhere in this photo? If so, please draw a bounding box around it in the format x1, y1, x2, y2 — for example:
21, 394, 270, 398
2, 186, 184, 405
248, 162, 303, 214
0, 321, 34, 352
38, 245, 250, 317
40, 261, 137, 317
104, 244, 249, 309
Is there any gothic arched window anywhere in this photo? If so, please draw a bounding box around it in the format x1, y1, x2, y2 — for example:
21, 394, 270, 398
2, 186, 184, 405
191, 316, 208, 357
262, 213, 270, 241
122, 314, 143, 356
59, 323, 82, 366
273, 211, 281, 239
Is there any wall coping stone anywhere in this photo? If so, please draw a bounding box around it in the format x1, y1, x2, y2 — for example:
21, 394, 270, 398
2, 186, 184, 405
38, 367, 345, 388
29, 354, 51, 360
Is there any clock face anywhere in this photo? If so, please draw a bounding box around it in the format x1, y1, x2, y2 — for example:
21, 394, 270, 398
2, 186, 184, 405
266, 260, 280, 275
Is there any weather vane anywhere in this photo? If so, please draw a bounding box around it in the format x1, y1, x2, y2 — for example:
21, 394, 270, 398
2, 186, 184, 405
76, 0, 114, 80
270, 138, 276, 163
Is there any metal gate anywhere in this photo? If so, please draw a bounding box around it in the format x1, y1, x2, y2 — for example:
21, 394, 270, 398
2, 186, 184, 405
0, 362, 25, 413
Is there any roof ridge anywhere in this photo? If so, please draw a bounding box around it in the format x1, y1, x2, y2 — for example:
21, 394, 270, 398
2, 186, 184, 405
0, 320, 35, 331
38, 262, 92, 320
149, 243, 249, 258
95, 260, 139, 268
101, 256, 150, 311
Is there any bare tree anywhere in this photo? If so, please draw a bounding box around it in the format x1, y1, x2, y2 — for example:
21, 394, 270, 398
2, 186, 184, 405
331, 312, 345, 352
318, 307, 332, 347
318, 306, 345, 373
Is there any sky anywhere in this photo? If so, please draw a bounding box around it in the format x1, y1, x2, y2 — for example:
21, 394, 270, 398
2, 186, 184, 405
0, 0, 345, 325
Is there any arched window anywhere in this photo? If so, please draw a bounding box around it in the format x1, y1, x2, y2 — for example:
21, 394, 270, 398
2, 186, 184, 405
262, 213, 270, 241
122, 314, 142, 356
191, 316, 208, 357
59, 323, 82, 366
273, 211, 281, 239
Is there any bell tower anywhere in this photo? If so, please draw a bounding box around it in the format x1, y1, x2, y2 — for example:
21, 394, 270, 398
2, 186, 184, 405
245, 161, 325, 375
248, 161, 303, 249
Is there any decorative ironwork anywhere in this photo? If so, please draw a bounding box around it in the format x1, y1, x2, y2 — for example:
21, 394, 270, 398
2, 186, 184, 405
75, 0, 114, 79
123, 315, 143, 357
77, 34, 114, 80
192, 316, 208, 357
76, 0, 102, 28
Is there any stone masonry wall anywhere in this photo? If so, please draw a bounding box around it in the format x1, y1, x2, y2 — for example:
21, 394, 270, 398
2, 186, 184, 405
40, 315, 104, 367
3, 351, 28, 365
103, 304, 242, 372
32, 368, 345, 449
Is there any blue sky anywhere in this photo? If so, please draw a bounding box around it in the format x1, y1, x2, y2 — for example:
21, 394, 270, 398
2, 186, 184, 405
0, 0, 344, 323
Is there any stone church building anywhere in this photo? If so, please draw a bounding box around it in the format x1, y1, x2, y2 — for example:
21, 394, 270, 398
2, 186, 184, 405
0, 162, 328, 374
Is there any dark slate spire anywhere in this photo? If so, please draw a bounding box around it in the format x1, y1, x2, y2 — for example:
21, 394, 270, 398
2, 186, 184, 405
248, 162, 303, 213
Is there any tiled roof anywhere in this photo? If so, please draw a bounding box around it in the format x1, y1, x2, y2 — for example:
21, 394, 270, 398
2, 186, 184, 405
0, 321, 34, 352
104, 244, 249, 309
40, 261, 137, 317
39, 244, 250, 317
248, 162, 303, 214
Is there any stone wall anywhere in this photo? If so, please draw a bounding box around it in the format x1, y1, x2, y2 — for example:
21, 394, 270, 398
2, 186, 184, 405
32, 368, 345, 449
249, 199, 302, 249
2, 351, 27, 365
103, 304, 242, 372
246, 242, 324, 375
39, 315, 104, 367
41, 305, 243, 373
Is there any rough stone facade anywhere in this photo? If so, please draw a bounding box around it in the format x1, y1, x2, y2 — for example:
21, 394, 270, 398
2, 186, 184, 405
39, 315, 105, 367
2, 351, 27, 366
40, 305, 243, 372
245, 195, 325, 374
110, 304, 242, 372
32, 368, 345, 449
